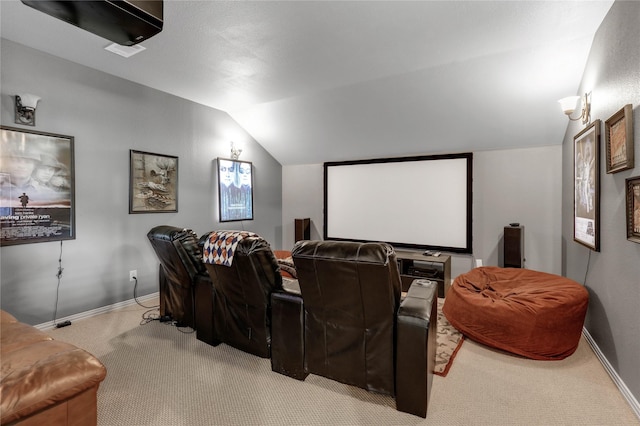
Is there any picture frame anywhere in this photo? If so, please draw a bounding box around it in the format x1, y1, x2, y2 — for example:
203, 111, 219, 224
217, 158, 253, 222
605, 104, 634, 174
1, 126, 75, 246
573, 120, 601, 251
626, 176, 640, 244
129, 150, 178, 213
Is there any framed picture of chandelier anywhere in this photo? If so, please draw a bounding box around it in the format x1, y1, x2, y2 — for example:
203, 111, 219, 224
129, 150, 178, 213
605, 104, 634, 174
573, 120, 601, 251
0, 125, 75, 246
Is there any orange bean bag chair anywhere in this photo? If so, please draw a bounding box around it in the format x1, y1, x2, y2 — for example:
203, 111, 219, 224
442, 266, 588, 360
273, 250, 296, 278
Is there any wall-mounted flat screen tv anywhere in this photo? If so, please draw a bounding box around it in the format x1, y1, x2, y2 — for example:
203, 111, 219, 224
324, 153, 472, 253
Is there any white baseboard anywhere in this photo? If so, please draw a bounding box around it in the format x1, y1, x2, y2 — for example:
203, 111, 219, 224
583, 328, 640, 420
35, 292, 159, 331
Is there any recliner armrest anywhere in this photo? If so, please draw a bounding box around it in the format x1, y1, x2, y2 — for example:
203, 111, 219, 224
270, 290, 308, 380
395, 279, 438, 418
399, 279, 437, 323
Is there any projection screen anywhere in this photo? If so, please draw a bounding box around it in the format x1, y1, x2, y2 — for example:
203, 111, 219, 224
324, 153, 472, 253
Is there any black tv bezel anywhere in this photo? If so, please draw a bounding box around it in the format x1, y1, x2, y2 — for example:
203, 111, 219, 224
323, 152, 473, 254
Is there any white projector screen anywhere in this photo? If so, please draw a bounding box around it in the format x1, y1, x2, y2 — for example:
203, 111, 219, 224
324, 153, 472, 253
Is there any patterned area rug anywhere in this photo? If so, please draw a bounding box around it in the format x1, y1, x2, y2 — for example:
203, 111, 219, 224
435, 298, 464, 377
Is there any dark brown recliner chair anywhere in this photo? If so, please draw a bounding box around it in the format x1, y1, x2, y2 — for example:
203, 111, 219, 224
147, 225, 209, 329
271, 240, 438, 418
199, 231, 284, 358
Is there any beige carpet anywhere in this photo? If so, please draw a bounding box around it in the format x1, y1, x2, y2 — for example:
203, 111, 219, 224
47, 299, 639, 426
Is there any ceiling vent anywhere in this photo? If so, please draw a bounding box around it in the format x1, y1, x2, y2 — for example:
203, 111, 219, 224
21, 1, 163, 46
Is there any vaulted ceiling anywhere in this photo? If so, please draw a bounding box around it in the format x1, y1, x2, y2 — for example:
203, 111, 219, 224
1, 1, 614, 165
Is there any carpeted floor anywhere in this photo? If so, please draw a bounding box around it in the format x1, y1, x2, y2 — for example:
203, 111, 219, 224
47, 299, 640, 426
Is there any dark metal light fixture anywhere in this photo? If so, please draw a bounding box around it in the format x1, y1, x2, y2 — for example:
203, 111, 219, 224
15, 94, 41, 126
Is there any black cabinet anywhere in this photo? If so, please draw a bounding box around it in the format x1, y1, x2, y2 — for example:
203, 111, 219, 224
395, 250, 451, 298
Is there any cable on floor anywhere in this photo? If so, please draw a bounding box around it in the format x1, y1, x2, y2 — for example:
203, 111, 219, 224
133, 276, 194, 333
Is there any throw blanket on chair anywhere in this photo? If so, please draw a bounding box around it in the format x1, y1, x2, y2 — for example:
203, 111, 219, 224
203, 230, 258, 266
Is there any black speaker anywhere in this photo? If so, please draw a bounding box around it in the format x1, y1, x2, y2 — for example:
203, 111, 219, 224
504, 225, 524, 268
295, 218, 310, 243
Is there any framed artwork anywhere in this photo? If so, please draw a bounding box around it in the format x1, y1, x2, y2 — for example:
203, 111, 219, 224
129, 150, 178, 213
217, 158, 253, 222
626, 176, 640, 244
573, 120, 601, 251
605, 104, 634, 174
0, 126, 75, 246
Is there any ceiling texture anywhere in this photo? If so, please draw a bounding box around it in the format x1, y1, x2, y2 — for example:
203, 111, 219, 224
1, 1, 614, 165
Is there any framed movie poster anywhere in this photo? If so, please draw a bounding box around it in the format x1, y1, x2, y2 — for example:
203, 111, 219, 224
605, 104, 634, 174
0, 126, 75, 246
129, 150, 178, 213
573, 120, 600, 251
626, 176, 640, 244
217, 158, 253, 222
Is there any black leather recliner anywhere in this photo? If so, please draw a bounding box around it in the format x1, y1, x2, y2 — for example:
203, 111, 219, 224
146, 225, 209, 329
199, 231, 284, 358
271, 240, 438, 418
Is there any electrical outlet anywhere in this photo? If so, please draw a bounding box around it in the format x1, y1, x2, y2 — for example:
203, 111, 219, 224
129, 270, 137, 282
475, 259, 483, 268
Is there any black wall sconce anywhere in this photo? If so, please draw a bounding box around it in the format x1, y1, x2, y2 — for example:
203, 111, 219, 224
15, 93, 41, 126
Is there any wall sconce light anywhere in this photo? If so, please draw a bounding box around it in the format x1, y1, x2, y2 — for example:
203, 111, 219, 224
558, 92, 591, 125
230, 141, 242, 160
14, 94, 41, 126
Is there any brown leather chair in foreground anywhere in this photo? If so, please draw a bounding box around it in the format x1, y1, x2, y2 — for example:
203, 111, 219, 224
1, 310, 106, 426
199, 230, 284, 358
147, 225, 209, 329
271, 240, 438, 418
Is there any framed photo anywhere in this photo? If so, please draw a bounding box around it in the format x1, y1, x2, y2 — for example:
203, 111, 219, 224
605, 104, 634, 173
626, 176, 640, 244
217, 158, 253, 222
129, 150, 178, 213
574, 120, 601, 251
1, 126, 75, 246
